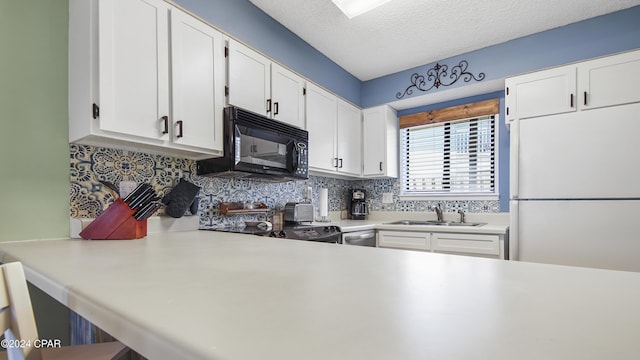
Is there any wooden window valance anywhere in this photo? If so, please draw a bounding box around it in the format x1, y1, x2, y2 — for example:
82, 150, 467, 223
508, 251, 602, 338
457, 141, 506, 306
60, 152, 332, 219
399, 98, 499, 129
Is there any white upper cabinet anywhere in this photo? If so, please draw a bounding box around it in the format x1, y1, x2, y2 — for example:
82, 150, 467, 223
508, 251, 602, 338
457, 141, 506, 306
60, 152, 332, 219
271, 63, 306, 129
227, 40, 271, 117
69, 0, 225, 159
336, 99, 362, 177
96, 0, 171, 141
306, 83, 362, 177
578, 49, 640, 110
505, 49, 640, 122
227, 40, 306, 129
170, 9, 225, 152
362, 105, 398, 178
306, 83, 338, 172
505, 65, 576, 122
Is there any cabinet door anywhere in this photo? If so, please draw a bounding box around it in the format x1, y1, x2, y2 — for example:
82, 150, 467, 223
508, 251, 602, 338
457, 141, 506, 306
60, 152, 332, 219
306, 83, 337, 172
227, 40, 271, 116
362, 105, 398, 177
362, 106, 385, 176
170, 9, 224, 152
578, 49, 640, 110
432, 232, 500, 257
271, 63, 306, 129
98, 0, 170, 140
505, 65, 576, 120
336, 100, 362, 176
377, 231, 430, 251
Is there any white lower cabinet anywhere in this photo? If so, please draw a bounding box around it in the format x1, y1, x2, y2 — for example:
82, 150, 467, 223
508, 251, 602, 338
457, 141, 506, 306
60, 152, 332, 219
431, 233, 500, 257
378, 230, 505, 259
377, 231, 431, 251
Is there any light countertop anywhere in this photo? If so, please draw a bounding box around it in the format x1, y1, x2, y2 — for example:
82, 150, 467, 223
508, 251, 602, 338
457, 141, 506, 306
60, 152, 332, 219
320, 212, 508, 235
315, 219, 379, 232
1, 231, 638, 359
373, 222, 508, 234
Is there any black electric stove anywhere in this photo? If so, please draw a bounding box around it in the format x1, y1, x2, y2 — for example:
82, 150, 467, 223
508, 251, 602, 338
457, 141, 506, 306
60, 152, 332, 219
204, 224, 342, 243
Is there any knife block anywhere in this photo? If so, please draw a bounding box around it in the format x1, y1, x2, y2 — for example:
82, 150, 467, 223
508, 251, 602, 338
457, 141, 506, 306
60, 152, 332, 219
79, 198, 147, 240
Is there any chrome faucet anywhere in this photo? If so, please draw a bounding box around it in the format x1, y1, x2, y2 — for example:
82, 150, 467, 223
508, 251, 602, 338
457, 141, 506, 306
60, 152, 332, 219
458, 209, 465, 223
432, 203, 444, 222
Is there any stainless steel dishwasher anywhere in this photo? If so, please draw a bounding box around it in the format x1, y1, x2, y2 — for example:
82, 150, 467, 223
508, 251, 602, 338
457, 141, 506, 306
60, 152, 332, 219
341, 230, 376, 247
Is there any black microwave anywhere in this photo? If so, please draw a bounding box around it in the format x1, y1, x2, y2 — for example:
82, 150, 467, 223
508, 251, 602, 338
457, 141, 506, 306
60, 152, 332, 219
197, 106, 308, 181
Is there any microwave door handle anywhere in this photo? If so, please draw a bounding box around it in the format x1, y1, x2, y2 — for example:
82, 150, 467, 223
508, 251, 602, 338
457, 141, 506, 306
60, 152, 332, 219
289, 142, 299, 171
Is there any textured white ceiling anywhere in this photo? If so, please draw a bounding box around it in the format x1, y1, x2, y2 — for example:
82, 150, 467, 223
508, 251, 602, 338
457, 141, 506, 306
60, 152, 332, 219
249, 0, 640, 81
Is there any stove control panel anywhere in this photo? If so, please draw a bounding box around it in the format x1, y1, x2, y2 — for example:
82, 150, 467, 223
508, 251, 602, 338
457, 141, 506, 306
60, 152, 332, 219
261, 225, 341, 243
268, 230, 288, 238
323, 226, 340, 233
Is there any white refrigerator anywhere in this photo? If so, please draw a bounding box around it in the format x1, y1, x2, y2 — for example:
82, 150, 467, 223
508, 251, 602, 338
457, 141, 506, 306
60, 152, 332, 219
510, 102, 640, 272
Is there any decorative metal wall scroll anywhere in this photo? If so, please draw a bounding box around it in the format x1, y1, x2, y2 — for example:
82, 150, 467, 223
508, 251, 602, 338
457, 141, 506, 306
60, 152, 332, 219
395, 60, 485, 99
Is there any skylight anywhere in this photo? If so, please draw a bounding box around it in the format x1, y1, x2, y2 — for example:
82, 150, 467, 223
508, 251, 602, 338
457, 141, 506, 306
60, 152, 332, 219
331, 0, 393, 19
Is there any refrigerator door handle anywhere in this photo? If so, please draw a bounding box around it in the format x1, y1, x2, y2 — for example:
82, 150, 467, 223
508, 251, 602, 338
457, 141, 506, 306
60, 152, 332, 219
509, 200, 519, 261
510, 119, 520, 199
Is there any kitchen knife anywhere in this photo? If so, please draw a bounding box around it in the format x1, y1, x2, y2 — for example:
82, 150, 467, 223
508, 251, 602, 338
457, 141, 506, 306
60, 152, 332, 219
124, 183, 149, 204
130, 190, 154, 209
134, 202, 163, 220
127, 185, 154, 208
133, 197, 160, 215
134, 202, 153, 220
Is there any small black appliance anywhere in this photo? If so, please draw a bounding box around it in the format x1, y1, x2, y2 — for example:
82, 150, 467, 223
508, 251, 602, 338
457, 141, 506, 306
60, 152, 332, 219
349, 189, 368, 220
197, 106, 308, 181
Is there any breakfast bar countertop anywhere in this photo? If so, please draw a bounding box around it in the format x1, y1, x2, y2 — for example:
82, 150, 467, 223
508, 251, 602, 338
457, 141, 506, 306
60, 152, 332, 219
1, 231, 639, 360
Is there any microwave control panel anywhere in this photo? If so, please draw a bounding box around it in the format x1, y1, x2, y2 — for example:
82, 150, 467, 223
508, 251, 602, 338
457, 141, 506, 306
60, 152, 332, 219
296, 144, 308, 177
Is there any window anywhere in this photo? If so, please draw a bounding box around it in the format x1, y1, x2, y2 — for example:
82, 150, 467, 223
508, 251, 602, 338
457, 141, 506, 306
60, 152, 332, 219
401, 114, 497, 197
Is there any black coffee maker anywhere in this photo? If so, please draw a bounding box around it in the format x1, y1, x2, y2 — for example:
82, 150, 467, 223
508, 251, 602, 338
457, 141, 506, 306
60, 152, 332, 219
349, 189, 368, 220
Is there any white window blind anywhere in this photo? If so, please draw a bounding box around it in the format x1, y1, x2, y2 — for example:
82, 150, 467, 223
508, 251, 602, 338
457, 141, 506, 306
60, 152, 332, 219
401, 115, 496, 195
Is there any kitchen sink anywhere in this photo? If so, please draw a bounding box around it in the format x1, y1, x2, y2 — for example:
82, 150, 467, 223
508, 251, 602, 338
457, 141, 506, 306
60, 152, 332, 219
385, 220, 447, 225
384, 220, 485, 227
447, 222, 486, 227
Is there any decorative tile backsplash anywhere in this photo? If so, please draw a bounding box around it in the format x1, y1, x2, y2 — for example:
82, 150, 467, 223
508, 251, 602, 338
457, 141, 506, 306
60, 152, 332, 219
69, 145, 500, 227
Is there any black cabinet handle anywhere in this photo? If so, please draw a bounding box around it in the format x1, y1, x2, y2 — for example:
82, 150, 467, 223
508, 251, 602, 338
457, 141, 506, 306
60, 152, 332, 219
338, 158, 343, 169
92, 103, 100, 119
274, 102, 279, 115
570, 93, 574, 108
161, 116, 169, 134
176, 120, 183, 138
333, 158, 339, 168
266, 99, 272, 113
379, 161, 383, 172
506, 107, 509, 116
584, 91, 588, 106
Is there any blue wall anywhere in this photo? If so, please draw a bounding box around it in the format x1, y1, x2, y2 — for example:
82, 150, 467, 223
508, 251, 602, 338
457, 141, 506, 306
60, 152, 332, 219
173, 1, 639, 109
363, 6, 640, 107
174, 0, 362, 105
